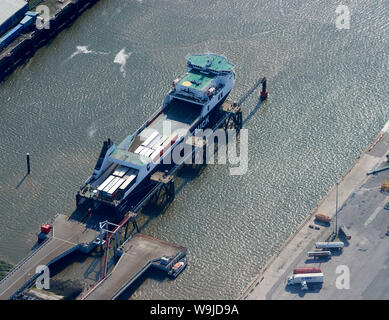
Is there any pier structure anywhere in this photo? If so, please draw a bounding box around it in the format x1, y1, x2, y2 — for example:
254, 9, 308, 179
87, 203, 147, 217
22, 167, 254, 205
0, 214, 100, 300
81, 234, 186, 300
0, 75, 268, 299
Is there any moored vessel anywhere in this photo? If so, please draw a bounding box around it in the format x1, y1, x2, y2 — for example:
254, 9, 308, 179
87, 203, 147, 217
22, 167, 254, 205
77, 53, 235, 211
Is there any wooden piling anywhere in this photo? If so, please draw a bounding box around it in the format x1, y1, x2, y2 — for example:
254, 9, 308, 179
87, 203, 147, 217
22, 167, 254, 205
26, 153, 31, 174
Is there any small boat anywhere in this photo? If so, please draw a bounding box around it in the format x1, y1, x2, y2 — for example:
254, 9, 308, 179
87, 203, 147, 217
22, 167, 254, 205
168, 256, 188, 279
315, 213, 332, 223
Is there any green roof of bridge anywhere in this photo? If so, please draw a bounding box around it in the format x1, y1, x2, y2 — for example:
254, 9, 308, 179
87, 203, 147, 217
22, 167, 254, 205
186, 54, 234, 72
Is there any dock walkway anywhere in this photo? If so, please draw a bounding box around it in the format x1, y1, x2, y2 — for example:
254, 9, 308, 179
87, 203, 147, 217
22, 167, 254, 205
0, 214, 99, 300
82, 234, 186, 300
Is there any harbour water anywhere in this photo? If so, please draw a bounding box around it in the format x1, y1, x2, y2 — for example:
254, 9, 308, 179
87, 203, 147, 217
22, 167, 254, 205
0, 0, 388, 299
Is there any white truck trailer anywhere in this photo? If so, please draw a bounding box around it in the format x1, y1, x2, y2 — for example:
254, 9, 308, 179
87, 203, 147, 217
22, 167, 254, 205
315, 242, 344, 249
287, 273, 324, 291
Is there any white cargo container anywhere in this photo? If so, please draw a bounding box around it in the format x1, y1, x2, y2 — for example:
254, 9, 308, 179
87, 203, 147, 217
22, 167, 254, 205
149, 135, 168, 150
106, 178, 125, 198
141, 131, 160, 148
315, 242, 344, 249
119, 174, 136, 191
113, 165, 129, 178
287, 273, 324, 290
140, 147, 152, 156
97, 175, 115, 191
144, 148, 154, 157
103, 176, 120, 193
150, 146, 164, 163
134, 146, 144, 154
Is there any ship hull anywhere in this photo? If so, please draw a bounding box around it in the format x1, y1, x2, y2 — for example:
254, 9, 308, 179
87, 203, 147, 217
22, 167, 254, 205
78, 90, 232, 212
77, 53, 236, 212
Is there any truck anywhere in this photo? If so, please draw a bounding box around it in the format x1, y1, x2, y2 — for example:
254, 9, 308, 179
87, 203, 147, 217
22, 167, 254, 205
287, 273, 324, 291
293, 267, 321, 274
315, 214, 331, 223
339, 224, 352, 240
315, 242, 344, 250
307, 250, 331, 258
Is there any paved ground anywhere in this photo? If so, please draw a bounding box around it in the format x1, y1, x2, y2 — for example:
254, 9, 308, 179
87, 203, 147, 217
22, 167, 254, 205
241, 121, 389, 300
82, 233, 186, 300
0, 214, 99, 300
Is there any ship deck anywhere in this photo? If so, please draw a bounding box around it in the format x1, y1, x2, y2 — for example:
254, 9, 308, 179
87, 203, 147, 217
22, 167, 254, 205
147, 98, 203, 135
111, 97, 203, 165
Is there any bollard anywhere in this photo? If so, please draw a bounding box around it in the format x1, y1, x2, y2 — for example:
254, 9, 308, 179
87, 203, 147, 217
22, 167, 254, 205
260, 77, 268, 100
26, 153, 31, 174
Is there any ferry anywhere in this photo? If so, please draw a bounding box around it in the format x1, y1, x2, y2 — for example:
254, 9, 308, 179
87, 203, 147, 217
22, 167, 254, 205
77, 53, 235, 209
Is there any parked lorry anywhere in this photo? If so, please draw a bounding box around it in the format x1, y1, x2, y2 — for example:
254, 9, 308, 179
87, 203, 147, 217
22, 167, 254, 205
287, 273, 324, 290
339, 224, 351, 240
307, 250, 331, 258
315, 214, 331, 223
293, 267, 321, 274
315, 242, 344, 250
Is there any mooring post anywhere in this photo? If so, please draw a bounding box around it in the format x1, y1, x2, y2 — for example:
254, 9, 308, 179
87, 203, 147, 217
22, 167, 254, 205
26, 153, 31, 174
260, 77, 268, 100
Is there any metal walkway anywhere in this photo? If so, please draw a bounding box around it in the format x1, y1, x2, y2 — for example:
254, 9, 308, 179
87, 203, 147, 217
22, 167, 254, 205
82, 234, 186, 300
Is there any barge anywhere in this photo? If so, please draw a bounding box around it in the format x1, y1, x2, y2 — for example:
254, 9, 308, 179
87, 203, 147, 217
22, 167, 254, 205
0, 0, 101, 82
77, 53, 235, 210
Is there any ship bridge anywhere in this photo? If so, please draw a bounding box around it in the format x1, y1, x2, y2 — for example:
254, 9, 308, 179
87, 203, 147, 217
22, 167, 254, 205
173, 54, 235, 103
186, 53, 235, 73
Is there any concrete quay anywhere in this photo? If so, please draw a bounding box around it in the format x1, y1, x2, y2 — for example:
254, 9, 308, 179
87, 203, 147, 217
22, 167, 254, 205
240, 120, 389, 300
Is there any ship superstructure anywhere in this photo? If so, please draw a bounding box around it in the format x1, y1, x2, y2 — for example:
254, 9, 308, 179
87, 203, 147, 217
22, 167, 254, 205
77, 53, 235, 209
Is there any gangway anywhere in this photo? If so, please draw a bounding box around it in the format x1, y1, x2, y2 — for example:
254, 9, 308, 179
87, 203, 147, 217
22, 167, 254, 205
235, 77, 267, 107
